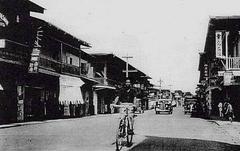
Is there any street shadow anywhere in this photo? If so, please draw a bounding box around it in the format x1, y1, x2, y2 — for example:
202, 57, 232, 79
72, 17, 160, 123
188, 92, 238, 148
155, 112, 173, 115
129, 136, 240, 151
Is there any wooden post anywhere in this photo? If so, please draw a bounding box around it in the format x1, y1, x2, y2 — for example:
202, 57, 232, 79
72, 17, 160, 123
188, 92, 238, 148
122, 54, 133, 78
79, 45, 81, 75
60, 42, 63, 73
158, 78, 163, 99
226, 31, 229, 70
103, 61, 107, 84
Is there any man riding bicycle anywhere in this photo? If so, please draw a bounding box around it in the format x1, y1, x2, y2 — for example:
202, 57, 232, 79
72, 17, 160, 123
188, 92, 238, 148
114, 79, 136, 135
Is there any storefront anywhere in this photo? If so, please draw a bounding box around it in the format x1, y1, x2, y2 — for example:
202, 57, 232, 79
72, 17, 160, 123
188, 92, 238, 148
93, 84, 116, 114
59, 75, 84, 117
0, 63, 22, 123
80, 77, 99, 115
22, 73, 59, 121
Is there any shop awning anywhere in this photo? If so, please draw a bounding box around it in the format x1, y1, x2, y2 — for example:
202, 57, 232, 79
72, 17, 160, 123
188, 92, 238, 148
80, 76, 99, 84
59, 75, 84, 104
93, 84, 116, 91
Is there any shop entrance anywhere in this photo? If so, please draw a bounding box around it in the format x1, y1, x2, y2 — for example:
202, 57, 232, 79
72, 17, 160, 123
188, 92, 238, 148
24, 87, 44, 121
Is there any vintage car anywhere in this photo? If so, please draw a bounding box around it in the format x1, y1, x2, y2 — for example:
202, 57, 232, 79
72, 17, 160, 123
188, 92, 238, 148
184, 98, 197, 114
155, 99, 173, 114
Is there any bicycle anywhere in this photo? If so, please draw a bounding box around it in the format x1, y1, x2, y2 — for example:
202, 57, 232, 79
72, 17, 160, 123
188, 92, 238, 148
114, 104, 135, 151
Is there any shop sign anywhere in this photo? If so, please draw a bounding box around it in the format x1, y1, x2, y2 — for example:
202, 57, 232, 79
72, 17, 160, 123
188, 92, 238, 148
29, 48, 40, 73
215, 31, 223, 58
29, 26, 42, 73
17, 86, 24, 121
0, 12, 9, 27
204, 64, 208, 77
224, 72, 234, 86
218, 71, 224, 76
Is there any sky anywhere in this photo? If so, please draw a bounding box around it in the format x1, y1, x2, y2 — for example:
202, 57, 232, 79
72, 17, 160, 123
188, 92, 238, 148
31, 0, 240, 93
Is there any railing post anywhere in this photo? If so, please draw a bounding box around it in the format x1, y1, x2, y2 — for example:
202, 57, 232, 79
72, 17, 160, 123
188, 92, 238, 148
225, 31, 229, 70
60, 43, 63, 73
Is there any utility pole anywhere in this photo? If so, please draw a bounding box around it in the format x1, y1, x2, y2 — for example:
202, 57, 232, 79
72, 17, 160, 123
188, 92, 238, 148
168, 84, 173, 99
122, 54, 137, 78
158, 78, 163, 99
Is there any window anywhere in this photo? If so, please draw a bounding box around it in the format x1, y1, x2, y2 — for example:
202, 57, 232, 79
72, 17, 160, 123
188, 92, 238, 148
81, 63, 87, 74
66, 56, 73, 65
70, 57, 73, 65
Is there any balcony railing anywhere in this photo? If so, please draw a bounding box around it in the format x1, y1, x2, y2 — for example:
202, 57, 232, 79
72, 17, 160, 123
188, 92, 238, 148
0, 39, 30, 65
0, 39, 95, 78
227, 57, 240, 70
62, 63, 80, 75
39, 55, 61, 72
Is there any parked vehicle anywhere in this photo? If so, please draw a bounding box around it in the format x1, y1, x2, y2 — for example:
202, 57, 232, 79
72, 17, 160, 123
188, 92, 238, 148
184, 98, 197, 114
171, 100, 177, 107
155, 99, 173, 114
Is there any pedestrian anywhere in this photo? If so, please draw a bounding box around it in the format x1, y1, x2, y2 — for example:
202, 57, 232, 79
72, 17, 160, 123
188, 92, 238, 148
206, 101, 212, 119
225, 102, 234, 123
218, 102, 223, 118
189, 103, 193, 113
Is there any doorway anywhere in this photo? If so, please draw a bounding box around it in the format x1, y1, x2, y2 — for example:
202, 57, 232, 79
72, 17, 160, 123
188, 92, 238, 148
24, 87, 44, 121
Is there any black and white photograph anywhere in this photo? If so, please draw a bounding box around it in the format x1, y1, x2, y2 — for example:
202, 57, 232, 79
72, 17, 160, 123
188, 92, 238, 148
1, 0, 240, 150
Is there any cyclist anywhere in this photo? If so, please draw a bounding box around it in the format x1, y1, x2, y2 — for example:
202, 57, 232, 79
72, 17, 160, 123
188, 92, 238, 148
114, 79, 136, 135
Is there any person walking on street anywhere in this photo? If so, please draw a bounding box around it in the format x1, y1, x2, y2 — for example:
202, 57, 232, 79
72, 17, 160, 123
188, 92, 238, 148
225, 102, 234, 122
218, 102, 223, 118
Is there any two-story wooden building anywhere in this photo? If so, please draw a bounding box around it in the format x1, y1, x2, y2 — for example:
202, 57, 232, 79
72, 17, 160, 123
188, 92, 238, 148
199, 16, 240, 118
0, 0, 152, 123
0, 0, 96, 123
92, 53, 151, 114
0, 0, 46, 123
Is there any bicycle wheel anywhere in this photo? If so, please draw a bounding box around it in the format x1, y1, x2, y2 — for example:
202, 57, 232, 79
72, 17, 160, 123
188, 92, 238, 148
116, 120, 124, 151
126, 118, 133, 146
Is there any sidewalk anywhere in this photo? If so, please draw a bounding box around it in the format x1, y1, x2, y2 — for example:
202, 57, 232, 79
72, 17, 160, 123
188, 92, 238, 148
0, 113, 120, 129
0, 121, 44, 129
210, 118, 240, 143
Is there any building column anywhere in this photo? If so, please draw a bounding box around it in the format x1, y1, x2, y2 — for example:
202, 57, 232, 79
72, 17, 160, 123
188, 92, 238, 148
93, 90, 98, 115
103, 61, 107, 85
226, 31, 229, 69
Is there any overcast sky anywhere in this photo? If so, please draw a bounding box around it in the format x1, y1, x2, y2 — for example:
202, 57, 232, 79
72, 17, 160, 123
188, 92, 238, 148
31, 0, 240, 93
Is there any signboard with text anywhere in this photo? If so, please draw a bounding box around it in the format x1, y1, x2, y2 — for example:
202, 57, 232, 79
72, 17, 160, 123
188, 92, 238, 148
224, 72, 233, 86
17, 86, 24, 121
215, 31, 223, 58
29, 27, 42, 73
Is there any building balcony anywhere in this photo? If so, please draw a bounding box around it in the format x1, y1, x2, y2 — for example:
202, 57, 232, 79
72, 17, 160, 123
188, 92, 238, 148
0, 39, 30, 65
38, 55, 61, 73
0, 39, 94, 79
39, 55, 82, 76
39, 55, 95, 79
62, 63, 80, 76
227, 57, 240, 70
